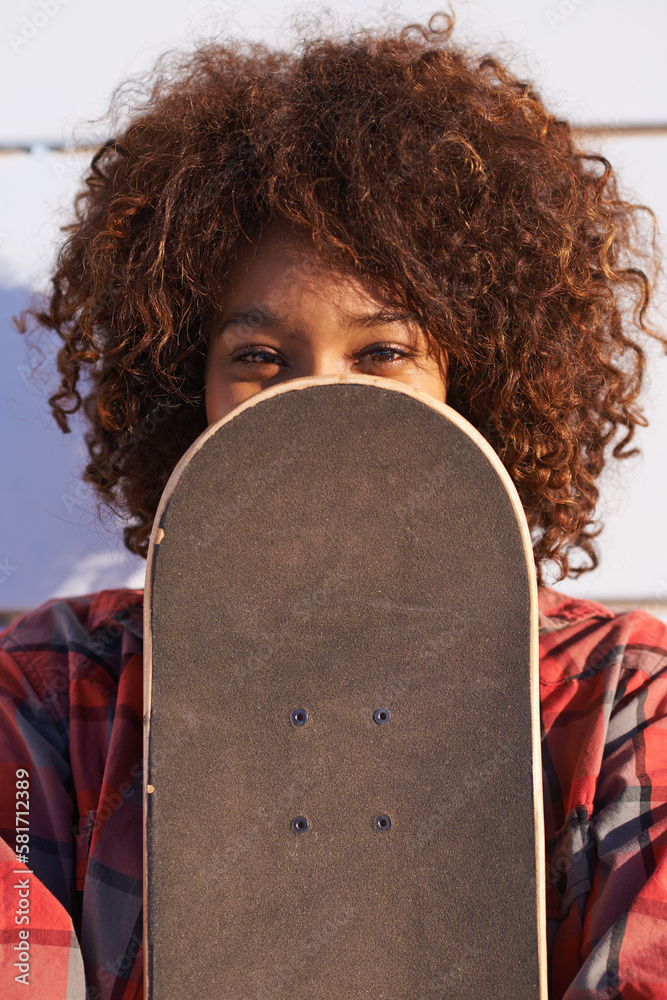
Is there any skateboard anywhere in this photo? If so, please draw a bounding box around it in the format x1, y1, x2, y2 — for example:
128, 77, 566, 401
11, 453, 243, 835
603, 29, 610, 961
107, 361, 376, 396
144, 374, 547, 999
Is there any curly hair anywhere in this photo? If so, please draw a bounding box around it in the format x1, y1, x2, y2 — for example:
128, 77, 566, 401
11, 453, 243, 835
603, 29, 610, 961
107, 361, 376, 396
18, 14, 665, 585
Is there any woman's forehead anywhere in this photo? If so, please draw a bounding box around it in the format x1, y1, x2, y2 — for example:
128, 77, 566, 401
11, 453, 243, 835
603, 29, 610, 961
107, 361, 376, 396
224, 225, 407, 311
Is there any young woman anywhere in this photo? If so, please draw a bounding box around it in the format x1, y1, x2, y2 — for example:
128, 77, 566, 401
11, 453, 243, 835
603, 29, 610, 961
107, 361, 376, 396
2, 15, 666, 1000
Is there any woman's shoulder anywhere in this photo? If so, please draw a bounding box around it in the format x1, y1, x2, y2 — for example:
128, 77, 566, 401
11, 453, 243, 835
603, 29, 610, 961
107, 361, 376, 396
0, 588, 144, 700
1, 586, 144, 645
538, 585, 667, 687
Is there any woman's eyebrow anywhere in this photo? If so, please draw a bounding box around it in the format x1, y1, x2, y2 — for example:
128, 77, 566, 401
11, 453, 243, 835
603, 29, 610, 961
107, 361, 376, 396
215, 306, 419, 340
345, 309, 418, 328
217, 308, 288, 336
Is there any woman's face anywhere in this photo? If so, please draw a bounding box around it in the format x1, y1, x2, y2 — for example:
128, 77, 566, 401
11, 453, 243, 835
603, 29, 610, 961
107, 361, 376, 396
205, 229, 447, 424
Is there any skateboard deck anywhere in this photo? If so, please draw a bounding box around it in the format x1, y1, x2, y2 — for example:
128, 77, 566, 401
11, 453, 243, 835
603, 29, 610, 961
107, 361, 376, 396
144, 374, 546, 999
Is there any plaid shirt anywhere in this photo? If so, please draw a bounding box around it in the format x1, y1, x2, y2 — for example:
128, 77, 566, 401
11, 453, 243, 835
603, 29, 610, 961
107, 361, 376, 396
0, 587, 666, 999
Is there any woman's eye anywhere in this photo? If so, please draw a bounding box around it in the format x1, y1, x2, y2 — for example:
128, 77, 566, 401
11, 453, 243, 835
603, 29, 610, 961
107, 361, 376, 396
232, 348, 283, 366
360, 345, 411, 366
228, 343, 412, 368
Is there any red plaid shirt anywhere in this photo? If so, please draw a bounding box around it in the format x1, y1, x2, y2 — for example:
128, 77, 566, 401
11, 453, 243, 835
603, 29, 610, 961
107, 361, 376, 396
1, 587, 666, 998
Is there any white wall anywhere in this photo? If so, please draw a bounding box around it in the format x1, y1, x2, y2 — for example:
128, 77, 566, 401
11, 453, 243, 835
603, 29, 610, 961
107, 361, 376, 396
1, 0, 666, 612
2, 0, 666, 145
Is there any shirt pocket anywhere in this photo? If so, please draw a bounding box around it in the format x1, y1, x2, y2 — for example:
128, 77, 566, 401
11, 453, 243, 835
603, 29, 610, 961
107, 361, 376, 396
545, 804, 596, 919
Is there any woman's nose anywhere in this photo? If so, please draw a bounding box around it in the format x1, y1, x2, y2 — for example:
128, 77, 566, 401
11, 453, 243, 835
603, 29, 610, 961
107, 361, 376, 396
293, 349, 350, 379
